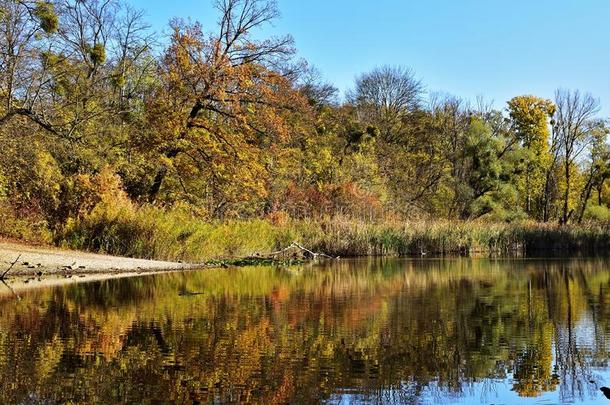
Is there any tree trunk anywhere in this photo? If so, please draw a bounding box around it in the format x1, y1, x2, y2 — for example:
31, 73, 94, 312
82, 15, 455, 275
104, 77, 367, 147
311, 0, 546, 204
542, 169, 553, 222
148, 149, 181, 203
148, 167, 168, 203
562, 160, 570, 225
542, 152, 560, 222
525, 164, 532, 215
576, 169, 596, 224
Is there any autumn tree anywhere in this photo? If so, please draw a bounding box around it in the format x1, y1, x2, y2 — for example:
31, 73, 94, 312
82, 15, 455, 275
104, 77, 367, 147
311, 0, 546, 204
347, 67, 449, 215
2, 0, 610, 247
144, 0, 308, 216
0, 0, 158, 232
507, 95, 556, 219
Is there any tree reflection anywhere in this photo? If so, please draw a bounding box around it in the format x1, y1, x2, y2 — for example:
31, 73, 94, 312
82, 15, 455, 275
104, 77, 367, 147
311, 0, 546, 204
0, 258, 609, 403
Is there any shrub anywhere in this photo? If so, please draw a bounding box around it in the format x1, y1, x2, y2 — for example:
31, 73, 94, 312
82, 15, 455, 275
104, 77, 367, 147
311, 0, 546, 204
585, 205, 610, 221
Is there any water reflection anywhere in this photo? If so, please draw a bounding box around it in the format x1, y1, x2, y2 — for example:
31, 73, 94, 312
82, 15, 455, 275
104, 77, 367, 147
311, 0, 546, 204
2, 259, 610, 403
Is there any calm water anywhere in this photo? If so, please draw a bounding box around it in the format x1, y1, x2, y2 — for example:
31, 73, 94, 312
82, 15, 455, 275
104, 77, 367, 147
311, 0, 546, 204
2, 259, 610, 404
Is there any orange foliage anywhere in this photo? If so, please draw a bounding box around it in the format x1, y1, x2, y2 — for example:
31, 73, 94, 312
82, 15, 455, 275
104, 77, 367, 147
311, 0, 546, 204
282, 182, 382, 219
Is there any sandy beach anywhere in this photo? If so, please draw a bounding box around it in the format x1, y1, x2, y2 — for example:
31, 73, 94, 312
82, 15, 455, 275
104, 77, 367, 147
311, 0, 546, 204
0, 240, 198, 277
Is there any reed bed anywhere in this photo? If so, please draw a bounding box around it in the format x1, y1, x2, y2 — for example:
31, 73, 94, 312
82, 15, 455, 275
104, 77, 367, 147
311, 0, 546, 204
53, 204, 610, 262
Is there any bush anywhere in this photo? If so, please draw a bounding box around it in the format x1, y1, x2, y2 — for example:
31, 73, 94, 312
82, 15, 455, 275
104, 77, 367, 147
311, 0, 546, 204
584, 204, 610, 221
0, 200, 53, 243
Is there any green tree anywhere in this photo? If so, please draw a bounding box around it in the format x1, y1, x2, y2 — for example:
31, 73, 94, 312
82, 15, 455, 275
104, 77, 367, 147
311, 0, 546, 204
460, 118, 521, 220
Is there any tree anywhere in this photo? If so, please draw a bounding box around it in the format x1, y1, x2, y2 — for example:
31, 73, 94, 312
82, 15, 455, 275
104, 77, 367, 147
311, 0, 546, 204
0, 0, 58, 131
575, 120, 609, 223
460, 117, 521, 220
554, 90, 600, 224
0, 0, 154, 139
348, 65, 423, 142
145, 0, 307, 215
507, 95, 556, 219
296, 64, 338, 108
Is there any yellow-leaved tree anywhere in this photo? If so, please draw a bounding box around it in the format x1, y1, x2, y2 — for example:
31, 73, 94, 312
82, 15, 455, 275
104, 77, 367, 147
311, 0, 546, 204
507, 95, 555, 219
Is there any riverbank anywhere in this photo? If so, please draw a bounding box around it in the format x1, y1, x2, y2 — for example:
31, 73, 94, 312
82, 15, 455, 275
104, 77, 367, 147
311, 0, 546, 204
4, 215, 610, 271
55, 210, 610, 261
0, 240, 197, 277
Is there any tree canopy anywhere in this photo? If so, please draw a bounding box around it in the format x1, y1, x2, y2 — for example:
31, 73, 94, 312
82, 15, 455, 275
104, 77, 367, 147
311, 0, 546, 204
0, 0, 609, 239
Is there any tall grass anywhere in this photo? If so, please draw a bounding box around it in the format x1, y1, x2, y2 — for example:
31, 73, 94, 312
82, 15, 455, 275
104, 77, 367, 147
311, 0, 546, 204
58, 204, 304, 262
53, 201, 610, 262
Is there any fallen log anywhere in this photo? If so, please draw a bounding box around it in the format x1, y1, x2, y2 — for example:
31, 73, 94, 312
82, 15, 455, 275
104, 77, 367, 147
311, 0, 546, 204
251, 241, 337, 261
290, 242, 336, 259
208, 242, 337, 268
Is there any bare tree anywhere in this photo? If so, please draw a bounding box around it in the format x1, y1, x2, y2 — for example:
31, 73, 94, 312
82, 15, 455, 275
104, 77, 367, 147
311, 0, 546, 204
575, 120, 610, 223
214, 0, 293, 68
296, 63, 338, 107
348, 65, 423, 142
110, 4, 156, 115
0, 0, 58, 132
0, 0, 154, 138
554, 89, 600, 224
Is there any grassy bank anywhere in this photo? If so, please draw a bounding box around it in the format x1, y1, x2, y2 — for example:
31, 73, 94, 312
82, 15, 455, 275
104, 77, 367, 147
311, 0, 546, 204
30, 203, 607, 262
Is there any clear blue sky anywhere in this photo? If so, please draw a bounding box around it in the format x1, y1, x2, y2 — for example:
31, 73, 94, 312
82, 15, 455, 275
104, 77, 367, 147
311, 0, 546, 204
129, 0, 610, 116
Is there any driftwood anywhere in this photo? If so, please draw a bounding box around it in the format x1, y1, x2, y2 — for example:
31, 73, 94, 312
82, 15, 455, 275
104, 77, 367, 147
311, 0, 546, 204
291, 242, 336, 259
254, 242, 336, 260
0, 254, 22, 280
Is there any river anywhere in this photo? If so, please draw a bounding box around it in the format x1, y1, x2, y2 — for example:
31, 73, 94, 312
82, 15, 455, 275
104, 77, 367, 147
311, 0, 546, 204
2, 258, 610, 404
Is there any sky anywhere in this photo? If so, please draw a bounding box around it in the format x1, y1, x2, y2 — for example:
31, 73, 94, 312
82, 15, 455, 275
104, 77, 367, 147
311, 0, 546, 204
128, 0, 610, 116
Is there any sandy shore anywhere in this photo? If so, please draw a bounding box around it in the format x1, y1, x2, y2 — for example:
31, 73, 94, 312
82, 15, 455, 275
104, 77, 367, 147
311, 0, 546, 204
0, 241, 199, 277
0, 241, 207, 298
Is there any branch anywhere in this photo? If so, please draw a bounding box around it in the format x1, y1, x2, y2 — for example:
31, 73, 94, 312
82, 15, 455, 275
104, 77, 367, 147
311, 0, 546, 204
265, 241, 336, 259
0, 108, 60, 136
1, 254, 22, 280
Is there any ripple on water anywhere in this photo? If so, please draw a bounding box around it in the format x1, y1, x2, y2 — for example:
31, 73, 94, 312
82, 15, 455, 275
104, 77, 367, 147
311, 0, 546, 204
1, 259, 610, 403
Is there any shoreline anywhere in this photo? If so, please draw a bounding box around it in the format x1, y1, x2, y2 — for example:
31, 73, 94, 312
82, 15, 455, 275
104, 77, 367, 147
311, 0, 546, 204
0, 240, 203, 278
